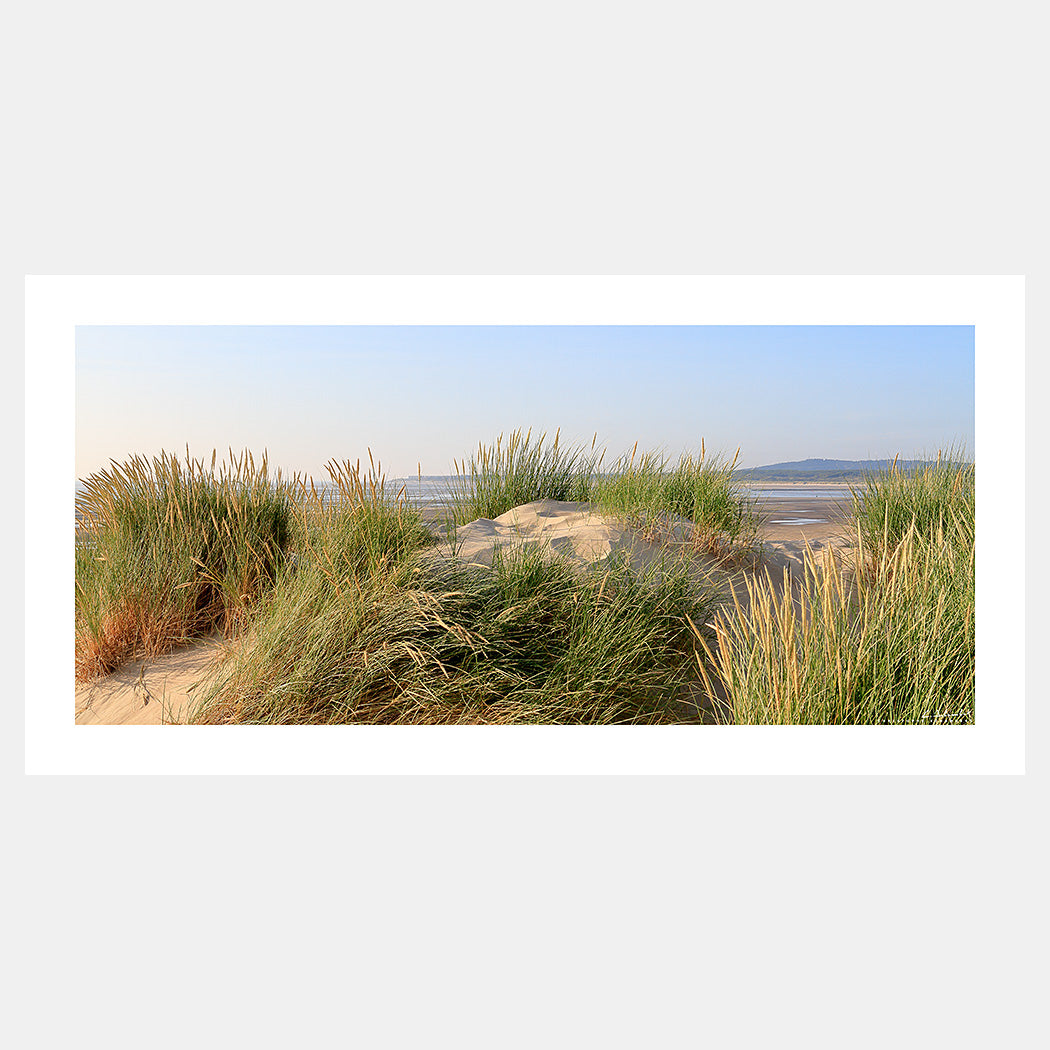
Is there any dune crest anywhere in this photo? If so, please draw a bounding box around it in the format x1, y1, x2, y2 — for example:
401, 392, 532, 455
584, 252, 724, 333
430, 499, 637, 569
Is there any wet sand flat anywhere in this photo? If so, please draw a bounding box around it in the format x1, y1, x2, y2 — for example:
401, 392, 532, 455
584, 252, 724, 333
746, 488, 855, 548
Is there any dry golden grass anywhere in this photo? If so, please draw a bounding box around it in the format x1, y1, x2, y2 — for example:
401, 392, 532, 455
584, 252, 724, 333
692, 494, 974, 724
75, 449, 299, 681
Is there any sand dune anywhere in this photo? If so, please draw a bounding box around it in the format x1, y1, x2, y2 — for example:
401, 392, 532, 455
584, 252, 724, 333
428, 500, 638, 568
74, 500, 852, 725
429, 499, 849, 595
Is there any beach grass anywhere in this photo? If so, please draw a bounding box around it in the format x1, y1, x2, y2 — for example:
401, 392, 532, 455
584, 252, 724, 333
850, 448, 975, 559
188, 523, 717, 725
446, 427, 605, 524
589, 440, 760, 561
304, 456, 438, 576
75, 449, 299, 680
76, 438, 974, 727
447, 429, 760, 562
693, 454, 975, 724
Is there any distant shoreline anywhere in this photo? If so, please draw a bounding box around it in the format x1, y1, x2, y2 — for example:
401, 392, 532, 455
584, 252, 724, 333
737, 479, 861, 488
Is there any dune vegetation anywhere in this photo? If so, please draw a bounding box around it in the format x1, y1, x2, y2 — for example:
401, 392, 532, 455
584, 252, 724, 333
190, 529, 713, 725
447, 428, 603, 522
448, 428, 760, 559
75, 435, 975, 726
694, 453, 975, 724
187, 448, 719, 725
75, 450, 299, 680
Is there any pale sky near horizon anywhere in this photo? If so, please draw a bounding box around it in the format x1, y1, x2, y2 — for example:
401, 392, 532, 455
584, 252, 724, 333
75, 325, 974, 482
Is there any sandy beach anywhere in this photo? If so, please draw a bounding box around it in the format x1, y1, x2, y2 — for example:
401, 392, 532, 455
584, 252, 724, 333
75, 487, 854, 725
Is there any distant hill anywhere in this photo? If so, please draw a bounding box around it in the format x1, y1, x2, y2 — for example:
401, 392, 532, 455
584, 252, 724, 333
756, 458, 936, 472
736, 458, 930, 482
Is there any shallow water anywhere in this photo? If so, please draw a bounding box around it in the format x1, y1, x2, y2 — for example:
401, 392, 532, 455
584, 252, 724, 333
768, 517, 827, 525
746, 488, 855, 500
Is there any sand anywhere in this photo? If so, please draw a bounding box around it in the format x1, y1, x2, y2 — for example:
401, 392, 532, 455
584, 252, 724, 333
428, 495, 854, 571
74, 634, 228, 725
428, 501, 641, 569
429, 499, 853, 616
74, 494, 854, 724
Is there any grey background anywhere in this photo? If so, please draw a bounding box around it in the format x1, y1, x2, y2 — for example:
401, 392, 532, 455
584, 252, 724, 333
8, 2, 1044, 1049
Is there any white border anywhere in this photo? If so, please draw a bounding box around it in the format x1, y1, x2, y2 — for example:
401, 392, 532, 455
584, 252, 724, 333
25, 275, 1024, 774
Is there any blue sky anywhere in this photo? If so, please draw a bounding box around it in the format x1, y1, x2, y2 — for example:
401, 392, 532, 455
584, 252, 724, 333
75, 325, 974, 481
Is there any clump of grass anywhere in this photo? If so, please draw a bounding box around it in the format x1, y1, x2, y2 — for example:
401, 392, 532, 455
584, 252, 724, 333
75, 449, 299, 680
694, 454, 975, 724
189, 536, 717, 725
850, 448, 975, 560
591, 440, 761, 562
447, 430, 759, 563
303, 455, 438, 578
447, 428, 605, 524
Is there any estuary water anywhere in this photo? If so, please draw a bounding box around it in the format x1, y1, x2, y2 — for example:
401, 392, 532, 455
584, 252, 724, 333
75, 480, 860, 515
743, 487, 857, 500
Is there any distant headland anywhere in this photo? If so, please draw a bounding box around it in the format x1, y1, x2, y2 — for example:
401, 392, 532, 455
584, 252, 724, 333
736, 457, 970, 483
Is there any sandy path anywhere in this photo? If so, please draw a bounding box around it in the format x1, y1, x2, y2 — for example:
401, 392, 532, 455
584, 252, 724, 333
75, 635, 227, 725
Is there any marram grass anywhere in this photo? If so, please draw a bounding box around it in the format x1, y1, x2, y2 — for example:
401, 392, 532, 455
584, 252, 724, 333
589, 440, 761, 562
75, 449, 299, 680
76, 439, 974, 728
446, 427, 604, 524
447, 429, 760, 563
694, 455, 975, 724
188, 526, 718, 725
850, 448, 975, 558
